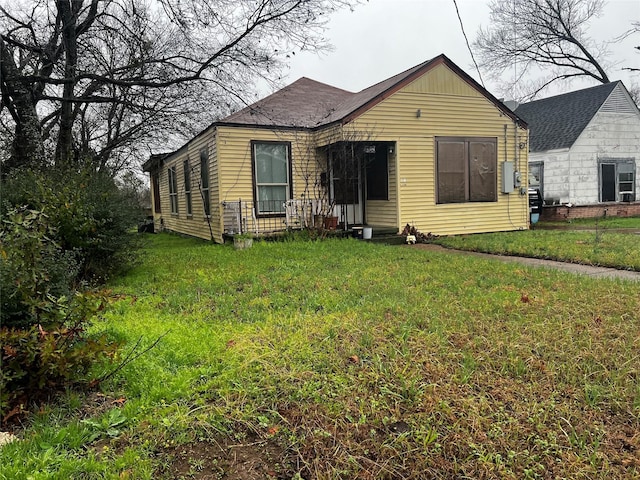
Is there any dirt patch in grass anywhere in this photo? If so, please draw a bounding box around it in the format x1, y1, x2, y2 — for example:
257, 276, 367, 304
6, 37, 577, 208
156, 433, 295, 480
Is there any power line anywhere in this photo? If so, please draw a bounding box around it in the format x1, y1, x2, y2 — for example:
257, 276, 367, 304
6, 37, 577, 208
452, 0, 485, 88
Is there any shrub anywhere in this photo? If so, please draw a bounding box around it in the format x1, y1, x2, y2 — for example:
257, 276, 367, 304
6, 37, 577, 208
1, 167, 143, 283
0, 293, 117, 420
0, 207, 79, 328
0, 166, 137, 418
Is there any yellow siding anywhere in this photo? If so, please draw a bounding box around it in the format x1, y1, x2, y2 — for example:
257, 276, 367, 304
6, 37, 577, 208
349, 63, 529, 235
403, 64, 483, 98
155, 127, 222, 242
217, 126, 321, 234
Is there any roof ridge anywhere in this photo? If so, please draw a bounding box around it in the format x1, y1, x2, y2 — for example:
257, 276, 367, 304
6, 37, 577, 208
520, 81, 620, 106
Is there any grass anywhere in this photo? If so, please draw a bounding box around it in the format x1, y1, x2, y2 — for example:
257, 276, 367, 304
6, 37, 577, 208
2, 233, 640, 479
434, 228, 640, 271
537, 216, 640, 229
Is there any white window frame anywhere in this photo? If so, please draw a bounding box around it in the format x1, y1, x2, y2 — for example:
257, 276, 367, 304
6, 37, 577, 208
251, 141, 292, 216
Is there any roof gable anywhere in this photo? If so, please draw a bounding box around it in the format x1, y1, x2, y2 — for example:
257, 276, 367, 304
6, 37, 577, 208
514, 82, 622, 152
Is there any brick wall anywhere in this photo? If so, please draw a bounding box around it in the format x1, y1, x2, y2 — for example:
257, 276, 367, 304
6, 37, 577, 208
541, 203, 640, 221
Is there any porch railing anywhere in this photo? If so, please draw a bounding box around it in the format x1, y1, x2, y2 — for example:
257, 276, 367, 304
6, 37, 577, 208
222, 199, 322, 235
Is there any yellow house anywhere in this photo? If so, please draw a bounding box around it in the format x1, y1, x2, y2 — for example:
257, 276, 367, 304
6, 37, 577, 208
143, 54, 530, 243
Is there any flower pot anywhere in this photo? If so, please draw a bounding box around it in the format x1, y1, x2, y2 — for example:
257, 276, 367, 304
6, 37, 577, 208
323, 216, 338, 230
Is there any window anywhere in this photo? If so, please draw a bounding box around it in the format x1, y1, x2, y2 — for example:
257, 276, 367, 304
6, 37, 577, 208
436, 137, 497, 204
152, 173, 161, 213
200, 149, 210, 216
599, 159, 636, 202
168, 166, 178, 214
252, 141, 291, 215
366, 145, 389, 201
529, 161, 544, 197
183, 159, 192, 216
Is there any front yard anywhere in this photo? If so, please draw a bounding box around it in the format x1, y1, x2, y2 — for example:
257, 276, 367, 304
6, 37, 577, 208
2, 233, 639, 479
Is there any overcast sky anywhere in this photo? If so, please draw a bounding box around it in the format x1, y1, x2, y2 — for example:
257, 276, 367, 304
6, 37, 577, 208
282, 0, 640, 100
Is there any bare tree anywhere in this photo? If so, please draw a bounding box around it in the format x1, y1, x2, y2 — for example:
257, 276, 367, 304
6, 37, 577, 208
0, 0, 358, 175
474, 0, 612, 100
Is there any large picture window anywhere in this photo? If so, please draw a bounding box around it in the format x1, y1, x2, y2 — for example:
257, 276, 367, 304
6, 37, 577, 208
252, 141, 291, 215
599, 158, 636, 202
436, 137, 497, 204
168, 165, 178, 214
200, 149, 210, 216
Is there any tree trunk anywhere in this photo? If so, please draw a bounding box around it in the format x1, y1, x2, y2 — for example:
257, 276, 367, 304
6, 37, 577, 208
0, 39, 46, 172
54, 0, 80, 168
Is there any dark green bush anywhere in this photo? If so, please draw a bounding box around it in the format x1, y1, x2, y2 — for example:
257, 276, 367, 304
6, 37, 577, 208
0, 207, 79, 328
0, 167, 139, 418
2, 167, 143, 282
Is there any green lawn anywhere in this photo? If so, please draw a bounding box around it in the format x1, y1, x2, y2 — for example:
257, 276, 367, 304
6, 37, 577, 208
2, 233, 640, 479
538, 216, 640, 229
434, 228, 640, 271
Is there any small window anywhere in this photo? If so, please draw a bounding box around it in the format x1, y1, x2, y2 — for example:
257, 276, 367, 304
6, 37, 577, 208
436, 137, 497, 204
168, 166, 178, 214
200, 149, 210, 216
529, 161, 544, 198
183, 160, 192, 216
252, 141, 291, 215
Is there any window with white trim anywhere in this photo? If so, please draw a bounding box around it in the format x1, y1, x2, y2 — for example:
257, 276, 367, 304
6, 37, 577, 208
252, 141, 291, 215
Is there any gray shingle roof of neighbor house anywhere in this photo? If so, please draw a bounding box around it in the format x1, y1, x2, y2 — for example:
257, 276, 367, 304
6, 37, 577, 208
514, 82, 620, 153
219, 54, 526, 129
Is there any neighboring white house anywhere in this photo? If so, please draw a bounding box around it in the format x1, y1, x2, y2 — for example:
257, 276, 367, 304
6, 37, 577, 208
513, 82, 640, 212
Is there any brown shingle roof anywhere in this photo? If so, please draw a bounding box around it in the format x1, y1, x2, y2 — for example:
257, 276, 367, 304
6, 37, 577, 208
221, 77, 353, 128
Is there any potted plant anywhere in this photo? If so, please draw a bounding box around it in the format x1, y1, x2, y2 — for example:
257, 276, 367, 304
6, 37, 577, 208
233, 232, 253, 250
322, 215, 338, 230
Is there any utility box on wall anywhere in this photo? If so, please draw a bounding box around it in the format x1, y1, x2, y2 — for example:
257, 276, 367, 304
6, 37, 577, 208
501, 161, 515, 193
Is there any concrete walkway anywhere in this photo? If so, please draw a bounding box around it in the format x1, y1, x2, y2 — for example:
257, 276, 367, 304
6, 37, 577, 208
413, 244, 640, 282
